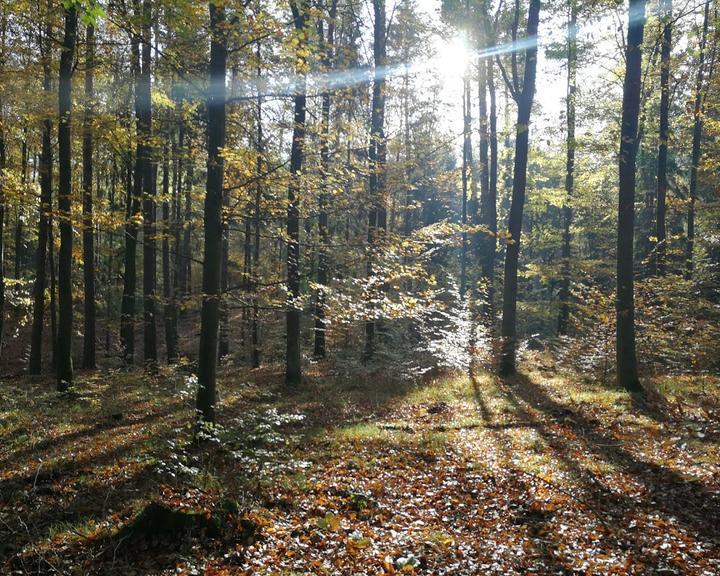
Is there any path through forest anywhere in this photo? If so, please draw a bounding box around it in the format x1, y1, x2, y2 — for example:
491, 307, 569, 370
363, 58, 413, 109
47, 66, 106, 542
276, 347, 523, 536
1, 358, 719, 574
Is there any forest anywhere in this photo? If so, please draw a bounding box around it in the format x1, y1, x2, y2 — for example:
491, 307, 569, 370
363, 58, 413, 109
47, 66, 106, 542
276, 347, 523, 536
0, 0, 719, 573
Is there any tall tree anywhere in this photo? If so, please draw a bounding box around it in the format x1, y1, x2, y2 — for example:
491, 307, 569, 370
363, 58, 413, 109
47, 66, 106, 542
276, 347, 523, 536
29, 7, 54, 374
653, 0, 672, 276
314, 0, 338, 360
557, 0, 577, 334
498, 0, 541, 376
141, 0, 157, 364
364, 0, 387, 360
685, 0, 711, 280
285, 0, 308, 384
57, 3, 78, 390
82, 22, 96, 368
121, 4, 143, 363
616, 0, 645, 392
196, 0, 228, 423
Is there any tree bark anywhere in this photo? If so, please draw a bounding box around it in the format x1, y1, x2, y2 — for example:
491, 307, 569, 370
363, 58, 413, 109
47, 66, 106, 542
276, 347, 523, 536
557, 1, 577, 334
685, 0, 710, 280
141, 0, 157, 365
285, 0, 308, 384
364, 0, 387, 360
57, 4, 78, 390
29, 23, 53, 374
121, 16, 143, 364
196, 1, 227, 424
314, 0, 337, 360
82, 23, 96, 368
499, 0, 540, 376
616, 0, 645, 392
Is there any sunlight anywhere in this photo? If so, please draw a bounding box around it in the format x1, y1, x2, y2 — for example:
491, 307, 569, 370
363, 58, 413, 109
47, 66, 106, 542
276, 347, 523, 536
433, 32, 472, 82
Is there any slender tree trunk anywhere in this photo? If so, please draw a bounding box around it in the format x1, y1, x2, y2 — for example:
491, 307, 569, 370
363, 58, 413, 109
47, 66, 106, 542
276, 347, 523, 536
499, 0, 541, 376
616, 0, 645, 392
57, 4, 78, 390
29, 35, 53, 374
196, 1, 227, 424
82, 24, 96, 368
484, 50, 498, 319
121, 24, 143, 364
314, 0, 337, 359
557, 1, 577, 334
252, 46, 263, 369
141, 0, 157, 365
285, 0, 308, 384
15, 127, 27, 279
364, 0, 387, 360
460, 78, 470, 298
685, 0, 710, 280
0, 97, 5, 360
653, 0, 672, 276
162, 142, 178, 362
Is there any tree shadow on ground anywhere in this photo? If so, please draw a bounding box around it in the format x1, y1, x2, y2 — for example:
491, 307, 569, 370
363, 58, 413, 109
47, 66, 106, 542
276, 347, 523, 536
496, 372, 720, 541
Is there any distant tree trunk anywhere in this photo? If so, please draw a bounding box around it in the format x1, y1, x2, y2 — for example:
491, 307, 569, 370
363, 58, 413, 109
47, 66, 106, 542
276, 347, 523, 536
685, 0, 710, 281
82, 23, 96, 369
460, 73, 472, 299
180, 138, 193, 297
57, 4, 78, 390
16, 127, 27, 279
364, 0, 387, 360
196, 1, 227, 424
499, 0, 540, 376
162, 142, 178, 363
285, 0, 308, 384
141, 0, 157, 365
121, 23, 143, 364
314, 0, 337, 360
252, 45, 263, 369
484, 48, 498, 319
49, 220, 58, 369
29, 28, 54, 374
557, 1, 577, 334
616, 0, 645, 392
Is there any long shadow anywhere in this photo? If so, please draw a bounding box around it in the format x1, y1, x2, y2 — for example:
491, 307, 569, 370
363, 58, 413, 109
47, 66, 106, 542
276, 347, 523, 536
0, 402, 184, 468
502, 373, 720, 541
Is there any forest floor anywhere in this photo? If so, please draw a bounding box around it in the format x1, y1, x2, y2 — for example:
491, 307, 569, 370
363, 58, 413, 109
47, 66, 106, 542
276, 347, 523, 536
1, 355, 719, 575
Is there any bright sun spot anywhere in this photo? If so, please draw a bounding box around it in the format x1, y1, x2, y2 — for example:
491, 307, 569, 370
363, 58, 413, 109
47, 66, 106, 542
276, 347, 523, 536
434, 33, 472, 82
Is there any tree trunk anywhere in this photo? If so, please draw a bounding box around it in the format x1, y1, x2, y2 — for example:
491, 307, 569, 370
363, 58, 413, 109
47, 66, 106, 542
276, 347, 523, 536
121, 22, 143, 364
29, 31, 53, 374
163, 142, 178, 363
364, 0, 387, 360
141, 0, 157, 365
285, 0, 308, 385
499, 0, 540, 376
314, 0, 337, 360
196, 1, 227, 424
557, 1, 577, 334
616, 0, 645, 392
57, 4, 78, 390
82, 24, 96, 368
252, 45, 263, 369
685, 0, 710, 280
484, 48, 498, 320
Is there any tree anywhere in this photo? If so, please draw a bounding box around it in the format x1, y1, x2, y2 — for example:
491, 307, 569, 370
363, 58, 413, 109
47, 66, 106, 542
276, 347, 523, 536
498, 0, 541, 376
314, 0, 338, 360
196, 0, 228, 423
653, 0, 672, 276
616, 0, 645, 392
82, 22, 96, 369
364, 0, 388, 360
29, 6, 54, 374
57, 3, 78, 390
557, 0, 577, 334
141, 0, 157, 365
285, 0, 308, 385
685, 0, 711, 280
